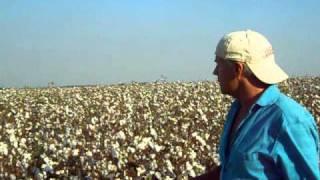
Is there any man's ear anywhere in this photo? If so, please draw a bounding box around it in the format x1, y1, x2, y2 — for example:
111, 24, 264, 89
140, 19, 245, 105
233, 62, 244, 79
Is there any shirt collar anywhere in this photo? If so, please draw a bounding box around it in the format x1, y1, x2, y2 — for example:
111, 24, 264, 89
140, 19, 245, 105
232, 84, 280, 110
255, 84, 280, 107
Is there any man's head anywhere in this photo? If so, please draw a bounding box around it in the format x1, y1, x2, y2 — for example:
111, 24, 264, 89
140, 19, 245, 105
213, 30, 288, 96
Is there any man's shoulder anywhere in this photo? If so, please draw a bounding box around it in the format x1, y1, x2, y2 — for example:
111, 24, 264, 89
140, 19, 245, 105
273, 93, 314, 123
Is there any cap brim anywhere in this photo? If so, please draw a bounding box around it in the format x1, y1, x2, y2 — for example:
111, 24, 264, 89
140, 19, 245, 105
247, 59, 288, 84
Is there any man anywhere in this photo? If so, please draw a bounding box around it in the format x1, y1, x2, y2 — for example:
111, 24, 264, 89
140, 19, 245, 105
195, 30, 319, 179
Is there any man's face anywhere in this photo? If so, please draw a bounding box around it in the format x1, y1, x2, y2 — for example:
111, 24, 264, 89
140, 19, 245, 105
213, 56, 239, 96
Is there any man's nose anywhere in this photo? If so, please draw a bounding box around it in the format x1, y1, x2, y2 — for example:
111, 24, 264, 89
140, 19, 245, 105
213, 67, 218, 76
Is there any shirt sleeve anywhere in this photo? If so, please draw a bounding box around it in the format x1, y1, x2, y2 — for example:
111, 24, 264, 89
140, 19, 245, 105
272, 112, 320, 180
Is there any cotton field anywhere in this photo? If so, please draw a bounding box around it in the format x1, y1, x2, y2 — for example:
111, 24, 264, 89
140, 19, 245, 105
0, 77, 319, 179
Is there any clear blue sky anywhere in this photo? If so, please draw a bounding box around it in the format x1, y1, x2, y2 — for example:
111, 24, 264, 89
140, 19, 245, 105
1, 0, 319, 87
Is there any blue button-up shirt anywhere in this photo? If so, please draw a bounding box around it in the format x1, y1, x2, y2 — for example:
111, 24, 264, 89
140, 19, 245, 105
219, 85, 320, 179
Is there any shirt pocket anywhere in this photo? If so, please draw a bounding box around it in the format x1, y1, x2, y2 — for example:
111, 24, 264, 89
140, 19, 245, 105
240, 152, 265, 171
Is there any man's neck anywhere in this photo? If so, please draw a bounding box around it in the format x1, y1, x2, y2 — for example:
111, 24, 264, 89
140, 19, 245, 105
236, 83, 266, 110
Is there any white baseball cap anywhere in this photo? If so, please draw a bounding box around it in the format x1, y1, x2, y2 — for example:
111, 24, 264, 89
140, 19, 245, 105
215, 30, 288, 84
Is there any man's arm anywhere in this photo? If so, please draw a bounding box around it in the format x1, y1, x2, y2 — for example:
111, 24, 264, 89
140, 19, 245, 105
192, 165, 221, 180
274, 114, 320, 179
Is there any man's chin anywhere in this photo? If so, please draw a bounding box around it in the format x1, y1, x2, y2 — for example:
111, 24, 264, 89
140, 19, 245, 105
219, 86, 226, 94
220, 90, 227, 95
217, 83, 228, 94
219, 87, 230, 95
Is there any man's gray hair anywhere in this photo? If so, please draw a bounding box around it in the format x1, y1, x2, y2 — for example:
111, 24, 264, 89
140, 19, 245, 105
226, 59, 253, 77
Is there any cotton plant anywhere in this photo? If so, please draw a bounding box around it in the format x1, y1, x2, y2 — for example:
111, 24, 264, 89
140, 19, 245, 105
0, 78, 318, 178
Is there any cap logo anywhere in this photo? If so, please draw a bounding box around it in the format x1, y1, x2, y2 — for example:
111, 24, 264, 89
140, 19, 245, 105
264, 47, 273, 58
